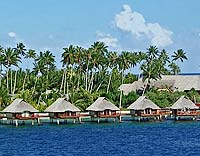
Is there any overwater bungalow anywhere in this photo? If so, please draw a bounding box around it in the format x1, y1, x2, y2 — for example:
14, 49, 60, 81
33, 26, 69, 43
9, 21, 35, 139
2, 99, 39, 126
170, 96, 200, 120
86, 97, 120, 123
127, 96, 161, 121
44, 98, 81, 124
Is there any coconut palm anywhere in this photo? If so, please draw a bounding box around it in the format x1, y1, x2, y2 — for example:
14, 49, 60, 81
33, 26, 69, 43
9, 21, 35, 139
15, 42, 26, 56
106, 51, 118, 93
172, 49, 187, 62
61, 45, 75, 97
87, 42, 108, 92
0, 46, 4, 87
22, 49, 37, 90
3, 47, 21, 94
140, 46, 167, 95
74, 46, 84, 89
118, 51, 133, 108
168, 62, 181, 75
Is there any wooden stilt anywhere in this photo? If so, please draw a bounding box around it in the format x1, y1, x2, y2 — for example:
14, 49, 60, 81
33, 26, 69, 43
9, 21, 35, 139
97, 118, 100, 123
119, 116, 122, 123
73, 119, 76, 124
37, 118, 41, 125
57, 119, 60, 125
78, 117, 82, 123
32, 120, 34, 125
15, 120, 18, 127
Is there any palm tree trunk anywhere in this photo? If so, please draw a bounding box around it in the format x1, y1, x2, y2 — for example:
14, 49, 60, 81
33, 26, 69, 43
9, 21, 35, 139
119, 69, 124, 109
60, 69, 65, 93
22, 71, 28, 91
88, 69, 94, 92
0, 64, 2, 87
10, 68, 13, 95
46, 70, 49, 99
64, 69, 67, 95
67, 81, 69, 100
6, 67, 9, 91
12, 70, 18, 95
96, 82, 103, 92
85, 61, 89, 90
142, 77, 150, 96
89, 75, 94, 93
77, 65, 82, 90
32, 76, 38, 95
106, 71, 112, 93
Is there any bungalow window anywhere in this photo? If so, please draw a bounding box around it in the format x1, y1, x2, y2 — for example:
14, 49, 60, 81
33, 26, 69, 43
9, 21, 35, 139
71, 112, 76, 116
104, 110, 110, 115
144, 108, 152, 114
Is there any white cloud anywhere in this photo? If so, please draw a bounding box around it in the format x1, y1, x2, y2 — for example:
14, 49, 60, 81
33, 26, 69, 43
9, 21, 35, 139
97, 32, 118, 48
8, 32, 17, 38
114, 4, 173, 47
7, 31, 24, 43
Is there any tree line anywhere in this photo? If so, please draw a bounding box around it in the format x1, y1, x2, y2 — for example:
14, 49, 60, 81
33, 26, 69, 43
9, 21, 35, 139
0, 42, 189, 110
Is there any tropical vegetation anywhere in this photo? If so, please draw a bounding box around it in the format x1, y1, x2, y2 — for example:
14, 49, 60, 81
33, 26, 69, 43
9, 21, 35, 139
0, 42, 197, 111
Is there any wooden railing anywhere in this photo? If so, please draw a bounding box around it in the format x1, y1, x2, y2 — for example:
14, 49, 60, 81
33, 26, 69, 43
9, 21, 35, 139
58, 114, 80, 119
15, 114, 39, 120
177, 111, 200, 116
98, 113, 121, 118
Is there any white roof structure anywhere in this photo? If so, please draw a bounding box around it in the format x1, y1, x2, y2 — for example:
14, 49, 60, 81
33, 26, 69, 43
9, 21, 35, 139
128, 96, 160, 110
44, 98, 80, 112
86, 97, 120, 111
170, 96, 199, 110
2, 99, 38, 113
119, 75, 200, 95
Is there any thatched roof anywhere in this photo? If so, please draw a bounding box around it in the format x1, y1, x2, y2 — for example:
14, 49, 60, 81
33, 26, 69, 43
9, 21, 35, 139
119, 81, 144, 95
44, 98, 80, 112
2, 99, 38, 113
170, 96, 199, 110
127, 96, 160, 110
119, 75, 200, 95
86, 97, 120, 111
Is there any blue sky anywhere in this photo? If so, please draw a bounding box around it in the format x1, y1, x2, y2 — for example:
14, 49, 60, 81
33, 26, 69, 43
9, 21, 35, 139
0, 0, 200, 72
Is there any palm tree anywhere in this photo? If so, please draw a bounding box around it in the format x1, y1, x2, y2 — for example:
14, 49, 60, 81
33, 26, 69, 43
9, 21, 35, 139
42, 51, 55, 98
22, 49, 37, 90
12, 43, 27, 94
0, 46, 4, 87
118, 51, 133, 108
172, 49, 188, 62
106, 51, 118, 93
74, 46, 84, 89
3, 47, 21, 94
61, 45, 75, 97
32, 60, 46, 94
168, 62, 181, 75
146, 46, 159, 60
14, 42, 26, 56
88, 42, 108, 92
83, 48, 92, 91
140, 46, 170, 95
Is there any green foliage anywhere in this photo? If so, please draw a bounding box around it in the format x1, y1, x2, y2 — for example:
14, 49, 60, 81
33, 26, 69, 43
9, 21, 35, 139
0, 42, 188, 111
0, 86, 10, 109
71, 87, 100, 111
145, 89, 199, 108
122, 91, 139, 108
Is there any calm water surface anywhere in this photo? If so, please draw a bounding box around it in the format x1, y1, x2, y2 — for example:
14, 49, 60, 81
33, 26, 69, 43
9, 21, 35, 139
0, 121, 200, 156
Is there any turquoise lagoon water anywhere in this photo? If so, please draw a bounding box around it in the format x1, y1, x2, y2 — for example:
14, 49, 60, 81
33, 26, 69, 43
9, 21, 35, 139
0, 121, 200, 156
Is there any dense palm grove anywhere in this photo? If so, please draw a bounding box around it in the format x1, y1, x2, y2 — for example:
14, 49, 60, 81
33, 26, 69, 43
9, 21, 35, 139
0, 41, 198, 111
